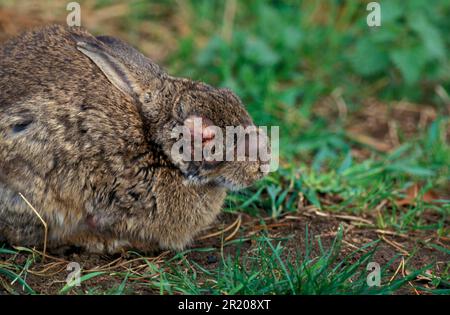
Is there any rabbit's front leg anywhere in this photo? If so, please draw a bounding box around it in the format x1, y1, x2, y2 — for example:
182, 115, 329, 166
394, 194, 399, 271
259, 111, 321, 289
128, 168, 227, 250
84, 167, 226, 253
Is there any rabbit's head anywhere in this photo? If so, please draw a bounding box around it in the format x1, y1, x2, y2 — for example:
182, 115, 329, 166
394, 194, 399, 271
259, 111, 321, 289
162, 80, 271, 190
75, 33, 270, 190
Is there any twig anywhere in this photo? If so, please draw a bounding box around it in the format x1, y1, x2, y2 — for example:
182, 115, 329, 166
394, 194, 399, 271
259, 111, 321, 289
291, 209, 373, 225
17, 247, 69, 263
380, 235, 410, 256
332, 214, 373, 225
401, 257, 420, 295
225, 215, 242, 241
342, 239, 360, 250
389, 257, 403, 283
374, 229, 408, 239
19, 193, 48, 262
197, 215, 240, 240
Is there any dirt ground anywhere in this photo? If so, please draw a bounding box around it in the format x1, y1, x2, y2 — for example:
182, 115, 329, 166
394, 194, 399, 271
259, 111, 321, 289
0, 208, 448, 295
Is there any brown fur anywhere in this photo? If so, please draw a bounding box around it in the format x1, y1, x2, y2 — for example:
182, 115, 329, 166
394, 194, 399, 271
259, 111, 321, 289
0, 25, 267, 254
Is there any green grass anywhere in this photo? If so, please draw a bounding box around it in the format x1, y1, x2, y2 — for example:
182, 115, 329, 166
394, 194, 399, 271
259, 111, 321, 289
121, 227, 420, 295
0, 0, 449, 295
227, 118, 449, 233
2, 227, 441, 295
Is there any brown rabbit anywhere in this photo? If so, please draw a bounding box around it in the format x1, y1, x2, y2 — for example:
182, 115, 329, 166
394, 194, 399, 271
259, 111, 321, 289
0, 25, 269, 253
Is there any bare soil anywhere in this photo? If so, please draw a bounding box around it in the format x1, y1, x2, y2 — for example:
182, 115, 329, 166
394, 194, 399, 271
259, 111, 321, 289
0, 210, 448, 295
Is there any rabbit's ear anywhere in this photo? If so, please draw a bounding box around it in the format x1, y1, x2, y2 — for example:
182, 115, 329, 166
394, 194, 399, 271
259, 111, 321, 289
76, 41, 143, 98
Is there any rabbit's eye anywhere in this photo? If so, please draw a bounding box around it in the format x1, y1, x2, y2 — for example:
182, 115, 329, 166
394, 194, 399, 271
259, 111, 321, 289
11, 120, 33, 133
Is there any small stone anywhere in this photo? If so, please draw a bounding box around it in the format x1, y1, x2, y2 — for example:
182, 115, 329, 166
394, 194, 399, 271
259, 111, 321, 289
206, 255, 217, 264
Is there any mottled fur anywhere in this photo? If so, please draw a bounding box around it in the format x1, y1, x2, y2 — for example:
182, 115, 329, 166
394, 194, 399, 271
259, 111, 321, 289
0, 25, 267, 253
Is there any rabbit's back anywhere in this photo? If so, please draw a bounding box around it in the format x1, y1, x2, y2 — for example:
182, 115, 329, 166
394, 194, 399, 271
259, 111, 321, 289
1, 26, 150, 170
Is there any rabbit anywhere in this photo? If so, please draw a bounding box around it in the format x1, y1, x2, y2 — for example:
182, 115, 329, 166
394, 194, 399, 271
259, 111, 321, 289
0, 25, 270, 254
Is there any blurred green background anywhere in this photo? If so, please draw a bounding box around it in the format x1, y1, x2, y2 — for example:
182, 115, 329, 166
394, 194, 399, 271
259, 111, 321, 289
1, 0, 449, 154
